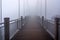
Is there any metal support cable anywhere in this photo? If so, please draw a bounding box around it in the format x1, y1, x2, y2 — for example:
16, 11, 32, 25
18, 0, 20, 18
41, 0, 42, 17
28, 0, 30, 15
37, 0, 40, 15
45, 0, 47, 19
23, 0, 25, 17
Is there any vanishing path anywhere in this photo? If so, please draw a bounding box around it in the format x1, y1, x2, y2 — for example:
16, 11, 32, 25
11, 17, 53, 40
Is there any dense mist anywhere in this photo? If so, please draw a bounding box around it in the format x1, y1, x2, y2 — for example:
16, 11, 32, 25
0, 0, 60, 21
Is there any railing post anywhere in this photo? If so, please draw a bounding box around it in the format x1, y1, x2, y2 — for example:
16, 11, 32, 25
42, 16, 44, 27
4, 18, 10, 40
17, 19, 19, 29
17, 19, 20, 29
21, 16, 23, 28
55, 18, 59, 40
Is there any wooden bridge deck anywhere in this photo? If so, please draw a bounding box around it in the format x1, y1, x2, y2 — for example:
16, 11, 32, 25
11, 17, 53, 40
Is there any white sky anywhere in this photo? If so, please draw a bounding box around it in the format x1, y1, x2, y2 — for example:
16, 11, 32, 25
0, 0, 60, 22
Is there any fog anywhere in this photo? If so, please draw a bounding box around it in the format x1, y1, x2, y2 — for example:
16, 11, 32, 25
0, 0, 60, 22
2, 0, 19, 21
0, 0, 2, 23
46, 0, 60, 20
20, 0, 41, 16
0, 0, 60, 40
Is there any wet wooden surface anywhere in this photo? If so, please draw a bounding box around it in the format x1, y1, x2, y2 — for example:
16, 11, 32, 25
11, 17, 53, 40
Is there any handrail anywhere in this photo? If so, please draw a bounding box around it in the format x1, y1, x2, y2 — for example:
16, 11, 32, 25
0, 18, 21, 25
47, 20, 55, 23
0, 22, 4, 25
44, 19, 55, 24
44, 18, 55, 22
10, 19, 18, 22
47, 20, 55, 22
0, 17, 22, 40
10, 18, 21, 22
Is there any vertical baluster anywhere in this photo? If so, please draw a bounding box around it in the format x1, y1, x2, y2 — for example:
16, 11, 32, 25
42, 16, 44, 27
21, 16, 23, 28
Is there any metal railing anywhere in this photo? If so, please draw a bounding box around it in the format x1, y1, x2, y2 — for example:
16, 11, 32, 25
0, 23, 4, 25
41, 16, 60, 40
0, 18, 21, 40
0, 16, 28, 40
